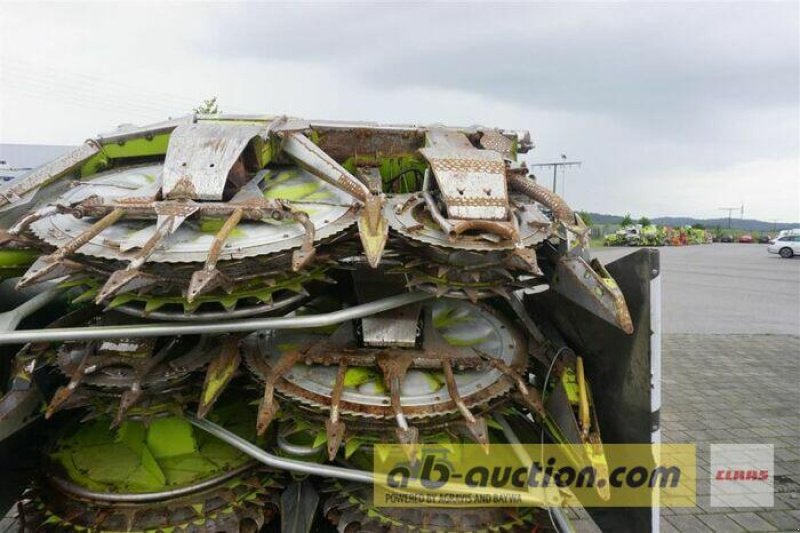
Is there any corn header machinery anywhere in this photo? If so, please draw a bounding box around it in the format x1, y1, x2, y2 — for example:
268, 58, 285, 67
0, 115, 661, 532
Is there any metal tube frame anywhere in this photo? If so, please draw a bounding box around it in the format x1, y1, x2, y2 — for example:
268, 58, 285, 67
48, 461, 256, 503
0, 292, 433, 345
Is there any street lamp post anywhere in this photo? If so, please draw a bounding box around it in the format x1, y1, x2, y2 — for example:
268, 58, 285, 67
530, 158, 582, 195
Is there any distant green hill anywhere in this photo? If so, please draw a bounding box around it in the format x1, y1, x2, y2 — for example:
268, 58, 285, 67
586, 213, 798, 232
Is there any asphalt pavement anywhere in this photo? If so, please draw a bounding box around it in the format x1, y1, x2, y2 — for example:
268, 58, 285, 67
593, 243, 800, 335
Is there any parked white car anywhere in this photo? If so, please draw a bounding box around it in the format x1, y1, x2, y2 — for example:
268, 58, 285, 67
776, 228, 800, 239
767, 235, 800, 258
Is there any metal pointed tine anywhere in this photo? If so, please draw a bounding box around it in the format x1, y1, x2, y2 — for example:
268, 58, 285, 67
357, 195, 388, 268
95, 269, 146, 304
257, 351, 298, 435
96, 213, 188, 303
45, 384, 78, 419
113, 388, 142, 428
287, 209, 316, 271
378, 355, 418, 463
325, 363, 348, 461
2, 205, 59, 246
434, 284, 449, 298
512, 247, 543, 276
480, 350, 547, 419
16, 256, 75, 289
59, 206, 127, 258
395, 417, 419, 466
114, 338, 176, 426
188, 208, 243, 303
197, 337, 242, 419
45, 347, 92, 419
494, 268, 515, 281
437, 265, 450, 279
441, 359, 490, 452
488, 286, 511, 300
187, 269, 229, 302
17, 208, 125, 289
0, 229, 17, 247
463, 287, 480, 303
256, 384, 279, 437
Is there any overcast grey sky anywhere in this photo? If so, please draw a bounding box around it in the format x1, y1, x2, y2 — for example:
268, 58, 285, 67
1, 1, 798, 221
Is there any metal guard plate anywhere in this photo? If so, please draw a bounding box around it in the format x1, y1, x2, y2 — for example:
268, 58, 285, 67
420, 131, 508, 220
162, 122, 264, 200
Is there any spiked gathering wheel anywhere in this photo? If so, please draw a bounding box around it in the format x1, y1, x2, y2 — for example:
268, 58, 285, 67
385, 194, 552, 252
17, 163, 357, 300
244, 298, 541, 454
43, 310, 250, 423
20, 404, 280, 532
47, 329, 213, 422
388, 241, 547, 301
29, 165, 357, 263
322, 481, 555, 533
62, 265, 327, 320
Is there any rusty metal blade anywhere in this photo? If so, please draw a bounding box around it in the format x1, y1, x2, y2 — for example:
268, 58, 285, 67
442, 359, 489, 452
197, 337, 242, 419
279, 131, 369, 203
257, 351, 299, 435
549, 256, 634, 334
325, 363, 348, 461
357, 196, 388, 268
95, 269, 156, 304
17, 256, 76, 289
187, 268, 231, 302
97, 208, 197, 302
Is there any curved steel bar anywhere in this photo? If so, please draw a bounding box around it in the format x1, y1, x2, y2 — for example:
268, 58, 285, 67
48, 460, 255, 503
0, 285, 63, 332
0, 291, 433, 344
191, 414, 558, 511
277, 430, 326, 458
115, 293, 307, 322
190, 416, 375, 484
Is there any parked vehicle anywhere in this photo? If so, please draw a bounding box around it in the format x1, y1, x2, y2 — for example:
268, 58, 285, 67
720, 234, 734, 243
738, 235, 753, 243
758, 235, 771, 244
776, 228, 800, 239
768, 235, 800, 258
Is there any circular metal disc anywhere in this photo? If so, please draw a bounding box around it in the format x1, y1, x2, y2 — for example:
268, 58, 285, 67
385, 194, 552, 251
31, 164, 357, 263
247, 299, 526, 420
